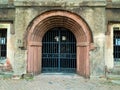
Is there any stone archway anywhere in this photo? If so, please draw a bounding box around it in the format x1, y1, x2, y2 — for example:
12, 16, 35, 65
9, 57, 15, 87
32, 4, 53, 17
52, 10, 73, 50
25, 10, 93, 78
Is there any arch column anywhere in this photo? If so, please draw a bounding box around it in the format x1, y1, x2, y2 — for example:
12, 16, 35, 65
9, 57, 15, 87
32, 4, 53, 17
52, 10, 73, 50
27, 42, 42, 75
77, 42, 90, 78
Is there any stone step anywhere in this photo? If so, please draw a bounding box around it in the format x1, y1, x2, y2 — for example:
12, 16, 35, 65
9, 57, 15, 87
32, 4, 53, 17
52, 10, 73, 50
106, 67, 120, 81
107, 75, 120, 80
107, 75, 120, 85
0, 72, 13, 79
108, 67, 120, 75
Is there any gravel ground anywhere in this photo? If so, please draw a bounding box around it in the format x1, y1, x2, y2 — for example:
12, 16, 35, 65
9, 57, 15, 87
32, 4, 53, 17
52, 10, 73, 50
0, 73, 120, 90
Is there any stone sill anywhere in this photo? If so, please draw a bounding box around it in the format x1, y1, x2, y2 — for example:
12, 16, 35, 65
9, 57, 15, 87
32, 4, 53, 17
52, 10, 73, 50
14, 1, 106, 7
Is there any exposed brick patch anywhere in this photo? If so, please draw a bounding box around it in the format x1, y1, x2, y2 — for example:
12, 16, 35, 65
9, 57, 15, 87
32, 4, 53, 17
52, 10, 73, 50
4, 58, 12, 71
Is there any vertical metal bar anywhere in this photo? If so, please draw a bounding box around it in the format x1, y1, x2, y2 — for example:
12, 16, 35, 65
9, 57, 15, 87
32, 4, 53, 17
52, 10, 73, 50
65, 30, 67, 69
117, 32, 118, 62
114, 31, 116, 62
70, 32, 71, 69
118, 32, 119, 62
0, 32, 1, 58
116, 32, 117, 62
48, 32, 50, 70
114, 31, 118, 62
55, 31, 56, 68
56, 30, 58, 71
67, 30, 69, 69
71, 39, 72, 69
117, 32, 118, 61
53, 31, 55, 68
69, 30, 71, 69
58, 29, 61, 71
115, 32, 117, 61
51, 31, 52, 70
71, 32, 72, 69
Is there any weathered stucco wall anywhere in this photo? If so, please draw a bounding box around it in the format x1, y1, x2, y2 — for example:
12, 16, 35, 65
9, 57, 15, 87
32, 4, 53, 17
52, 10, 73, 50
13, 7, 38, 75
106, 9, 120, 22
89, 7, 106, 77
13, 1, 106, 77
0, 7, 14, 21
0, 0, 111, 78
105, 1, 120, 69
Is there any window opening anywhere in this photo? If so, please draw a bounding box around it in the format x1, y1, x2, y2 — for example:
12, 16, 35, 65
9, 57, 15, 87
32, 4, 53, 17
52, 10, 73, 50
113, 27, 120, 66
0, 29, 7, 61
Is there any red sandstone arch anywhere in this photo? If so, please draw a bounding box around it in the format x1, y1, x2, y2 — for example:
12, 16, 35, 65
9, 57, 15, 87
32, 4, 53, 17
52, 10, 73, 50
25, 10, 93, 78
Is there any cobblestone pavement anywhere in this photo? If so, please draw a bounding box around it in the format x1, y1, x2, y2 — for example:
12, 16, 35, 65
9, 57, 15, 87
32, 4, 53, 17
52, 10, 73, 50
0, 73, 120, 90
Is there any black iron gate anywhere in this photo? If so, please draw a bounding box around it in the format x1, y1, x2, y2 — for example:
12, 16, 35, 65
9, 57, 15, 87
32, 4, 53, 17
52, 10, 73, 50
114, 30, 120, 64
42, 27, 76, 72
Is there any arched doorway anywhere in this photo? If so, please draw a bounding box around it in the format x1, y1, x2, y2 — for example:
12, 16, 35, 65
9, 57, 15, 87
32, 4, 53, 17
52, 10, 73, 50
25, 10, 93, 78
42, 27, 76, 73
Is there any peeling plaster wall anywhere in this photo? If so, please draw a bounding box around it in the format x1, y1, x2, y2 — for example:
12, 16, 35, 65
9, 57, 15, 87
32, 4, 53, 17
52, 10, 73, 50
14, 5, 106, 77
89, 7, 106, 77
0, 0, 108, 77
14, 7, 38, 75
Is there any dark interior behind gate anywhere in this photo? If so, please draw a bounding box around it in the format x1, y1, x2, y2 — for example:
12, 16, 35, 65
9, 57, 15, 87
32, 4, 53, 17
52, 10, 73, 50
42, 27, 76, 73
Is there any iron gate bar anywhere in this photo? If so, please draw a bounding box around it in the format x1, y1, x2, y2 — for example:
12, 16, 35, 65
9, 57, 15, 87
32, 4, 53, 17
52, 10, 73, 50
42, 27, 76, 72
58, 29, 60, 71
